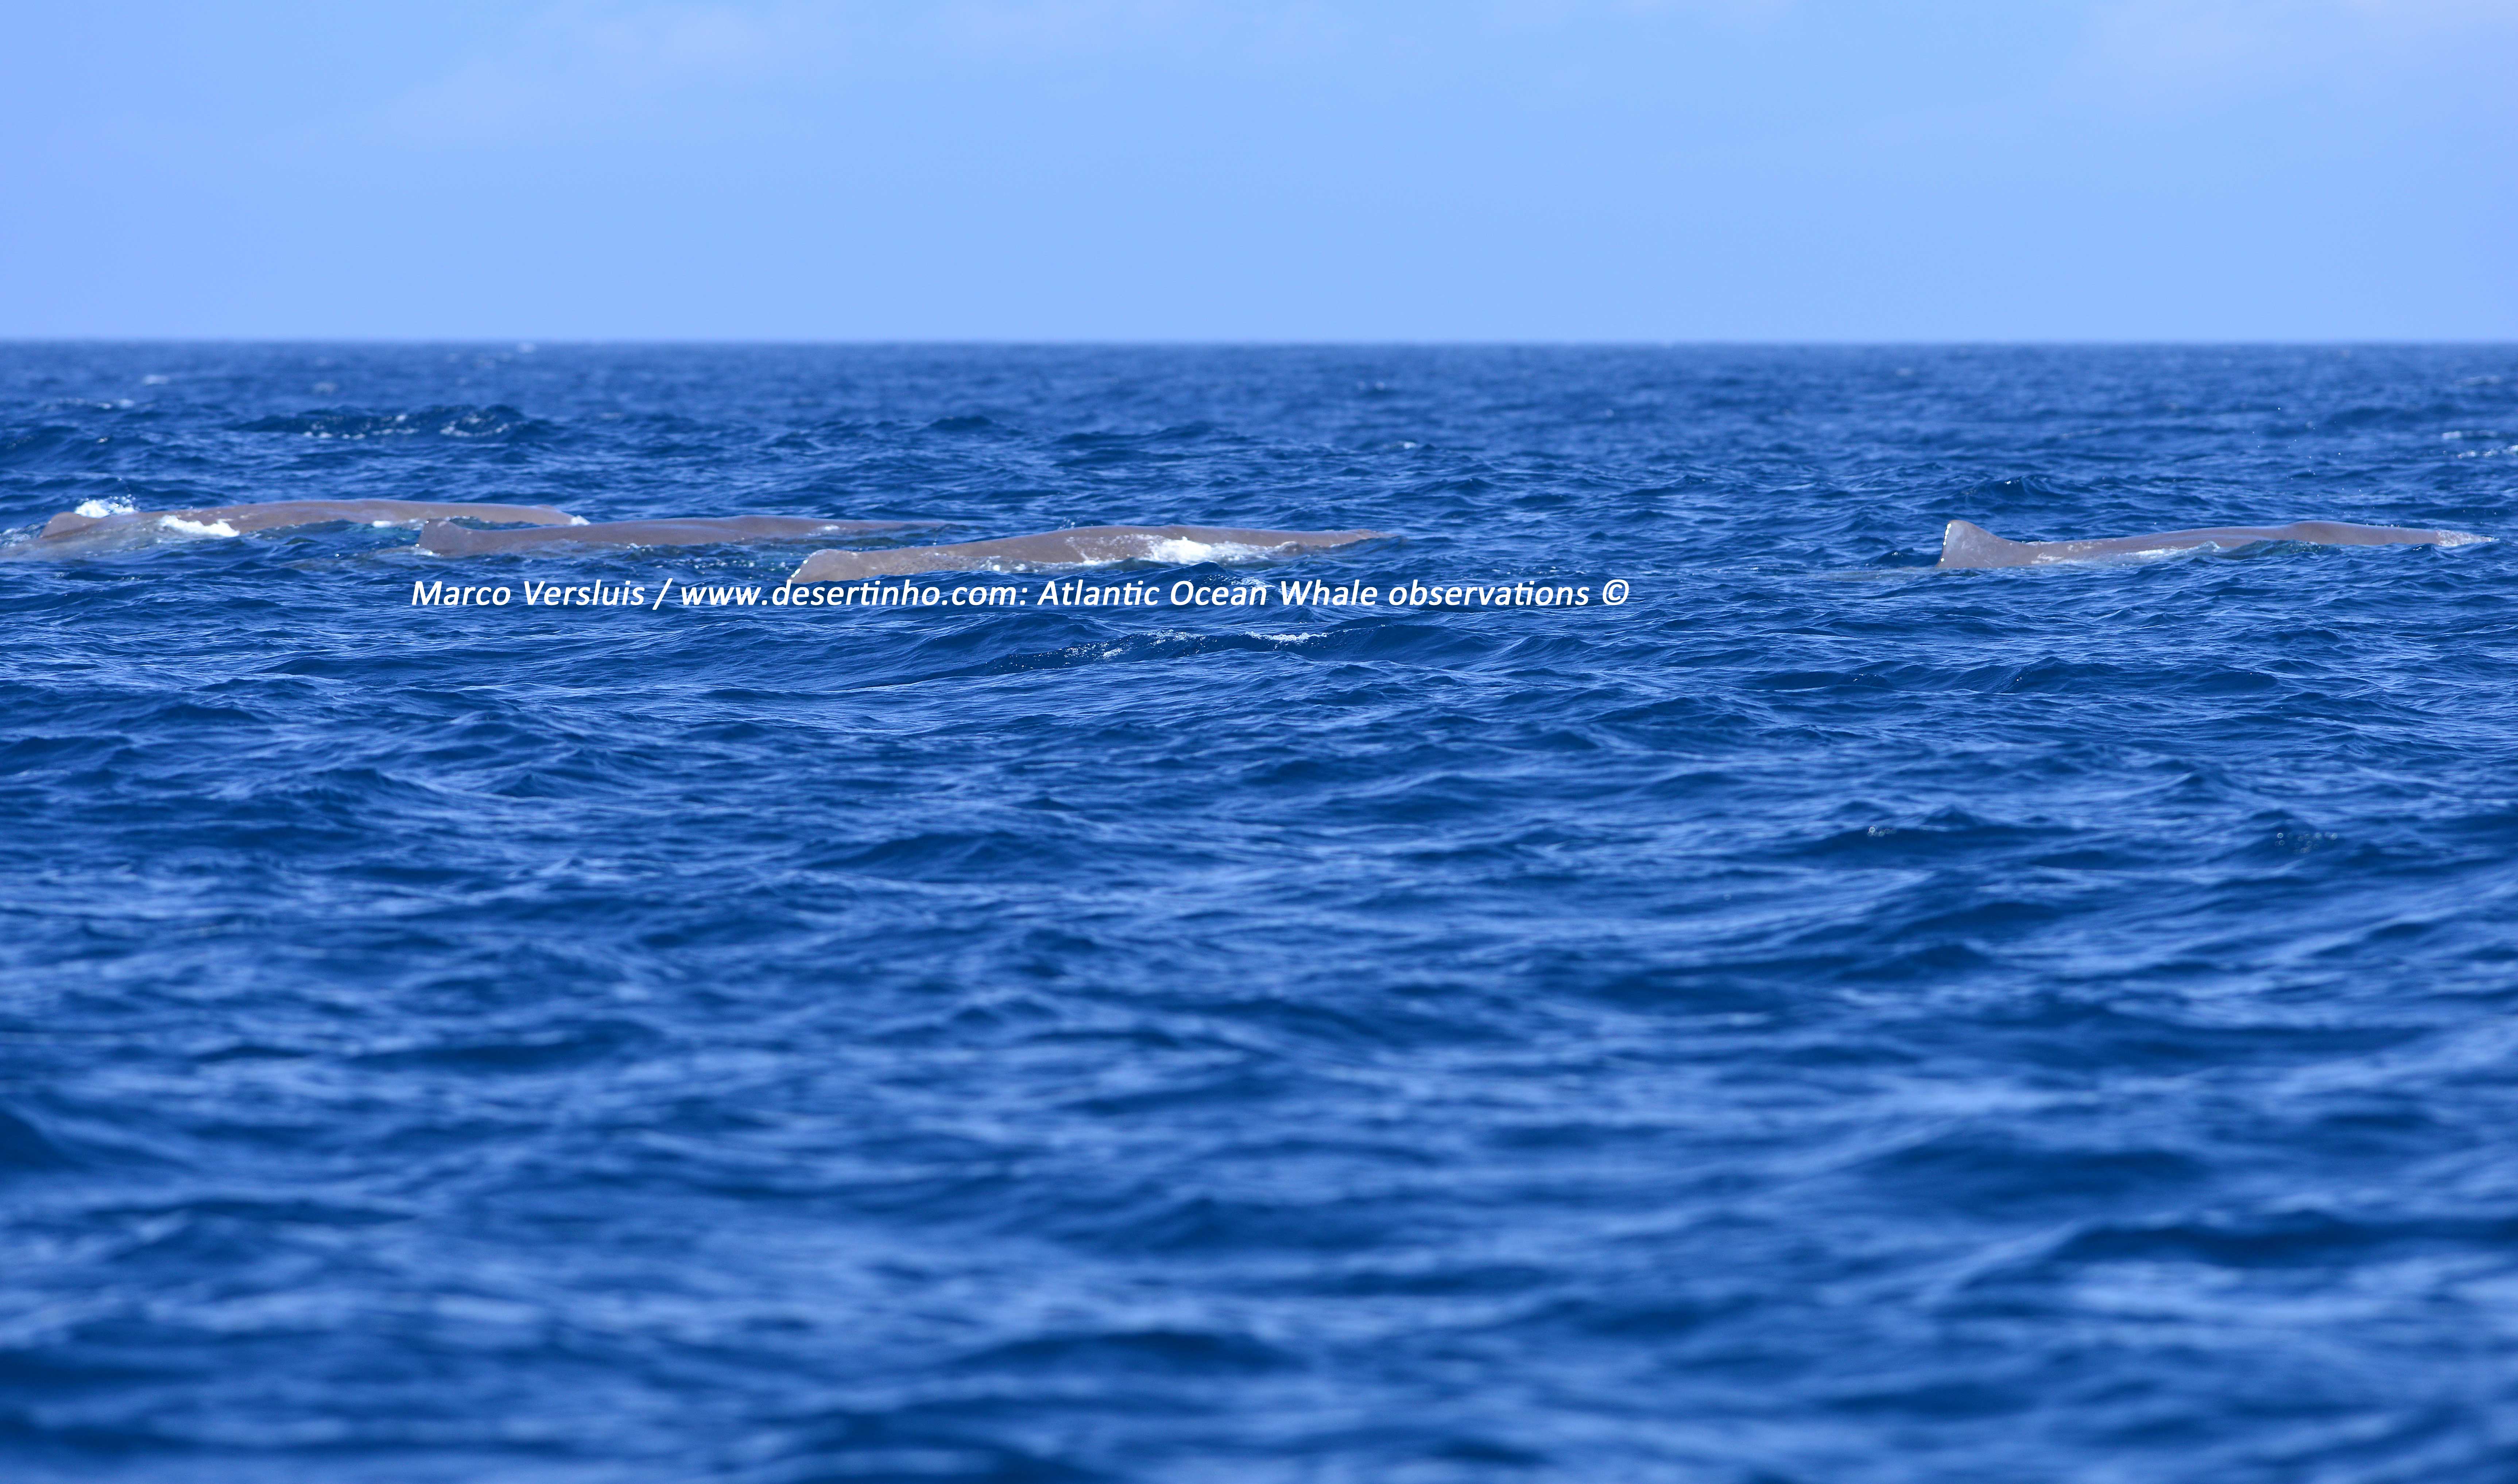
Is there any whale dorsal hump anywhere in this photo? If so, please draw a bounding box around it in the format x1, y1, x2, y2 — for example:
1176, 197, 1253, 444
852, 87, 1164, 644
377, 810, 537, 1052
1940, 519, 2026, 569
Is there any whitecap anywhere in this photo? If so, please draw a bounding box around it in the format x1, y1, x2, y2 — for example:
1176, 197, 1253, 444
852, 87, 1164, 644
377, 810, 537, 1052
156, 515, 240, 538
1144, 538, 1272, 565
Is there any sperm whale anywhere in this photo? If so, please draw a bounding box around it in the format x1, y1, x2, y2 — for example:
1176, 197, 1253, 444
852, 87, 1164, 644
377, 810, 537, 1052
1938, 519, 2487, 570
785, 525, 1386, 584
19, 498, 578, 553
417, 515, 937, 557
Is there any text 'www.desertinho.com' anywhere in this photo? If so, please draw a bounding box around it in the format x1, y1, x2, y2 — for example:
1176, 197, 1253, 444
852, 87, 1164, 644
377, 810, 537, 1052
410, 577, 1632, 611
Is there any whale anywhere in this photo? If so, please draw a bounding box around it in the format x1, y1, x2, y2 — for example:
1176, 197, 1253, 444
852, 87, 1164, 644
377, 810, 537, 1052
417, 515, 937, 557
1939, 519, 2487, 570
785, 525, 1387, 585
15, 498, 579, 555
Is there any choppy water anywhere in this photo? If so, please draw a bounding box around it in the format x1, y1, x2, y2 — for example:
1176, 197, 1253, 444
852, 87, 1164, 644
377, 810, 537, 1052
4, 344, 2517, 1483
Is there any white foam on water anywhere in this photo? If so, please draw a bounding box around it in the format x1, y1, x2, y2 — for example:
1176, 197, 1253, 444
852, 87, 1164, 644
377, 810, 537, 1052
1143, 538, 1275, 565
74, 499, 134, 519
157, 516, 240, 538
2438, 531, 2493, 547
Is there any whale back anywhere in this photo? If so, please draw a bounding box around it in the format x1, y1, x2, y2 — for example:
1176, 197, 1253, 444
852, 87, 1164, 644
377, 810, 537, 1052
787, 525, 1386, 585
42, 511, 107, 539
414, 515, 932, 557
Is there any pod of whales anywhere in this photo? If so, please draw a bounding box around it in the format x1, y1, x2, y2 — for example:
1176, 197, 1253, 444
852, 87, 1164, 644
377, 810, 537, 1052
8, 503, 1383, 578
1940, 518, 2487, 570
417, 515, 931, 557
19, 500, 2486, 579
786, 525, 1386, 584
18, 498, 579, 554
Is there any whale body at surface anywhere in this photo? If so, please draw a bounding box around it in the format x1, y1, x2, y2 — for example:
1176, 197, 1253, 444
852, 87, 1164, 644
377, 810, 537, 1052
15, 499, 579, 555
416, 515, 934, 557
786, 525, 1386, 584
1938, 519, 2488, 570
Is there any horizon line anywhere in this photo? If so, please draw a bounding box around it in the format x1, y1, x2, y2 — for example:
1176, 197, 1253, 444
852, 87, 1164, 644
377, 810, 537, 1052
7, 336, 2515, 350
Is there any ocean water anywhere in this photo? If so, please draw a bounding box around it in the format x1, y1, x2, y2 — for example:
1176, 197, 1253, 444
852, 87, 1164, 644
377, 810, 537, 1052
3, 343, 2516, 1483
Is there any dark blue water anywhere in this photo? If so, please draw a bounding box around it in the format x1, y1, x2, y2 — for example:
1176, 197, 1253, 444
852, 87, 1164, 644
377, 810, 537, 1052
5, 344, 2517, 1483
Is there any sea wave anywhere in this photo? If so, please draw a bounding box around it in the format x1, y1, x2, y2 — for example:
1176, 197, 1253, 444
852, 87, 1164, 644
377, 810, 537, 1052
1, 343, 2514, 1484
236, 404, 553, 441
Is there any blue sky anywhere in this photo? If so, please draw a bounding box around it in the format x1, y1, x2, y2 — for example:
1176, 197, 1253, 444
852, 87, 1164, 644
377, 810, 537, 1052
3, 1, 2511, 340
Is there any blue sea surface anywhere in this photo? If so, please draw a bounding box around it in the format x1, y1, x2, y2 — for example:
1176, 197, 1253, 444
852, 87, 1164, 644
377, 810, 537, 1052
4, 344, 2516, 1482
